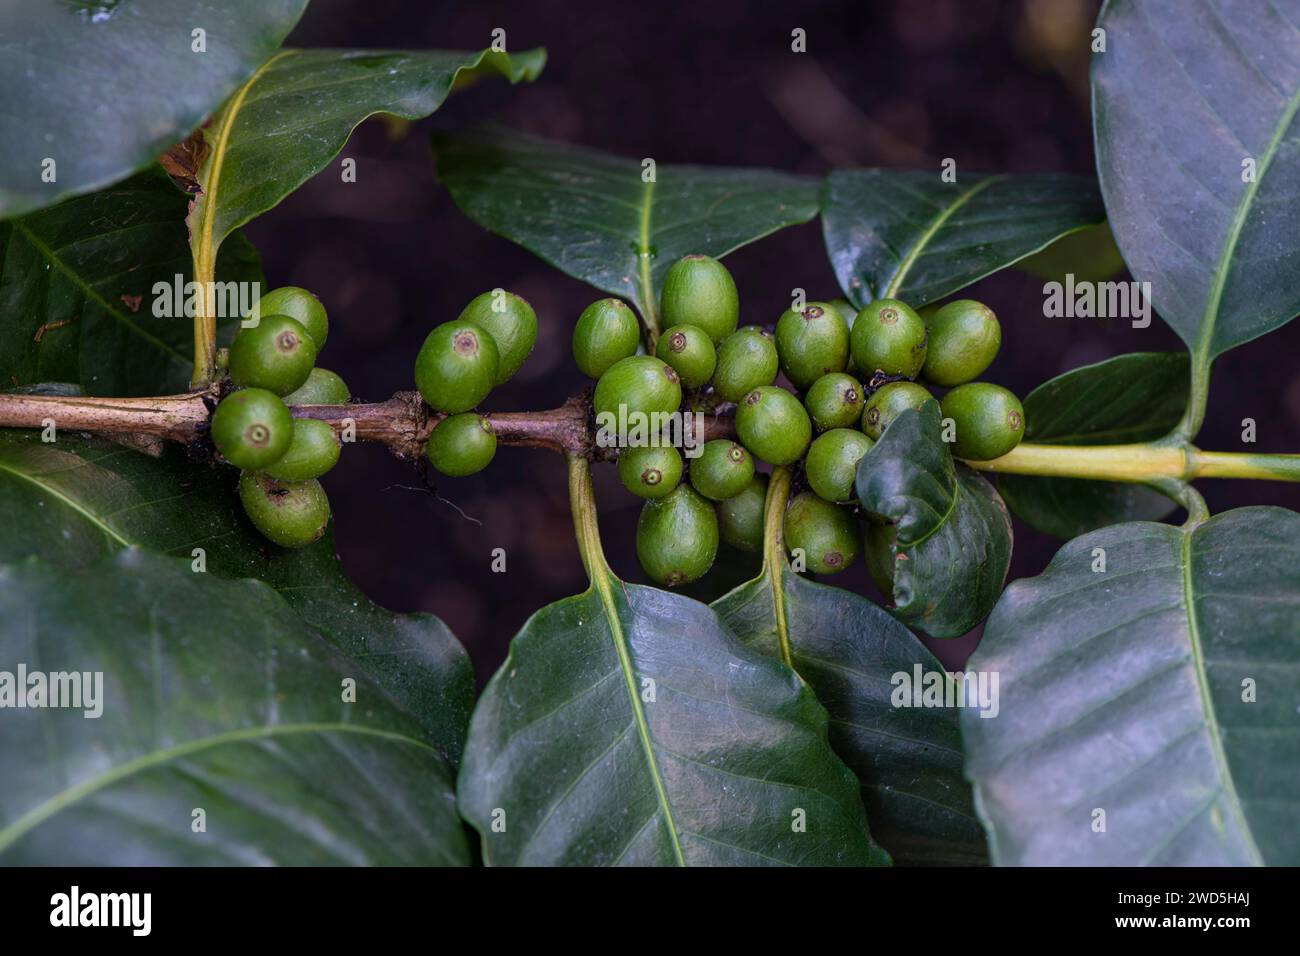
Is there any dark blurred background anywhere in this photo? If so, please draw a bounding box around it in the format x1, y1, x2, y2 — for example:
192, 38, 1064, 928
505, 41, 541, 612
247, 0, 1300, 681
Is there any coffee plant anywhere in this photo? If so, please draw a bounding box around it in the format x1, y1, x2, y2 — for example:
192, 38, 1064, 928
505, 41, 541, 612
0, 0, 1296, 868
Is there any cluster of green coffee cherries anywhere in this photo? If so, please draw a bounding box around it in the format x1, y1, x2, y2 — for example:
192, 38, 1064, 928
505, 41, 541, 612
574, 254, 1024, 588
208, 287, 352, 549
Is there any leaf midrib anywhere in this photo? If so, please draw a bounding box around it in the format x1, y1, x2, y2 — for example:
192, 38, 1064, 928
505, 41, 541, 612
0, 722, 437, 855
591, 576, 685, 865
0, 453, 131, 548
1179, 526, 1264, 865
193, 49, 299, 271
1194, 69, 1300, 361
636, 174, 658, 331
884, 175, 1004, 298
11, 220, 184, 364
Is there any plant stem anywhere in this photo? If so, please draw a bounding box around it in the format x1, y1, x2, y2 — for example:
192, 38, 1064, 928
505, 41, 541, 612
190, 268, 217, 389
1173, 353, 1212, 441
2, 390, 1299, 484
566, 454, 610, 582
964, 441, 1300, 483
762, 465, 795, 669
965, 443, 1188, 481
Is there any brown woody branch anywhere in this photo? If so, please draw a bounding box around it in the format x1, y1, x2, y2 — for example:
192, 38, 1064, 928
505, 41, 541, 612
0, 388, 737, 462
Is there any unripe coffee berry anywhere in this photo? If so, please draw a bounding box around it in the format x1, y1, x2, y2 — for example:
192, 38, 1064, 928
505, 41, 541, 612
593, 355, 682, 425
921, 299, 1001, 387
775, 302, 849, 391
618, 444, 683, 499
238, 472, 331, 549
713, 326, 778, 402
734, 386, 812, 465
655, 324, 716, 389
636, 483, 719, 586
229, 314, 317, 396
716, 473, 769, 553
427, 413, 497, 477
689, 440, 754, 501
414, 320, 500, 413
805, 428, 874, 503
850, 298, 928, 378
210, 388, 294, 470
940, 382, 1025, 460
861, 381, 933, 440
804, 372, 865, 431
265, 418, 341, 482
784, 492, 859, 575
459, 290, 538, 385
252, 286, 329, 350
283, 367, 350, 405
659, 254, 739, 344
572, 299, 641, 378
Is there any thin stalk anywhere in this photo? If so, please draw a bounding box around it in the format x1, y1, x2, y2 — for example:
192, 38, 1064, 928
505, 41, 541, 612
1173, 353, 1212, 441
567, 454, 610, 582
762, 465, 795, 669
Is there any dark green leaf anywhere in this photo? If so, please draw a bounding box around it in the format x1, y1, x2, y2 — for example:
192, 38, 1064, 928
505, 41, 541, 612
0, 430, 472, 765
1015, 221, 1126, 285
1093, 0, 1300, 359
0, 168, 262, 396
855, 402, 1013, 637
0, 0, 308, 218
999, 352, 1189, 539
715, 557, 987, 865
821, 169, 1103, 308
434, 126, 821, 327
459, 581, 882, 866
189, 47, 546, 267
0, 550, 469, 865
964, 507, 1300, 865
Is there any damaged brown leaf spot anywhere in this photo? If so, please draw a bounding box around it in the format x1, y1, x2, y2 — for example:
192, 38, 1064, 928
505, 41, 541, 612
33, 318, 73, 343
159, 129, 209, 194
120, 294, 143, 313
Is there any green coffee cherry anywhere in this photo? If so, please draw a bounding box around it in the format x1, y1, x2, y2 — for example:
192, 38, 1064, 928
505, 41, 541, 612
572, 299, 642, 378
636, 483, 719, 586
689, 440, 754, 501
804, 372, 865, 431
941, 382, 1025, 460
655, 324, 716, 389
659, 254, 739, 344
618, 444, 683, 499
426, 413, 497, 477
414, 320, 500, 414
863, 523, 897, 597
775, 302, 849, 390
861, 381, 933, 440
265, 418, 341, 481
283, 367, 350, 405
716, 473, 769, 553
921, 299, 1001, 387
713, 326, 778, 402
253, 286, 329, 350
459, 290, 538, 385
238, 471, 331, 549
228, 314, 317, 396
734, 386, 812, 465
805, 428, 874, 503
593, 355, 682, 424
830, 298, 860, 375
784, 492, 859, 575
210, 388, 294, 470
850, 298, 928, 378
